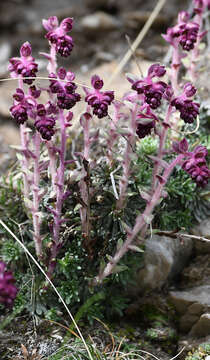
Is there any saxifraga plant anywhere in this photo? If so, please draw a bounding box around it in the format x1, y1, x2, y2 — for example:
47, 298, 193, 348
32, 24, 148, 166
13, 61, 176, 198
0, 0, 209, 312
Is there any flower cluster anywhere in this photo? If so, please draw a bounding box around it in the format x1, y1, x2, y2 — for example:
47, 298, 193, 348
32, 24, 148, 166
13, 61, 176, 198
171, 83, 200, 123
136, 120, 155, 139
49, 67, 81, 110
0, 262, 18, 307
135, 105, 158, 139
84, 75, 114, 118
194, 0, 210, 13
43, 16, 74, 57
163, 11, 199, 51
34, 104, 56, 140
8, 42, 38, 84
10, 86, 40, 125
182, 145, 210, 187
10, 87, 57, 140
131, 64, 168, 110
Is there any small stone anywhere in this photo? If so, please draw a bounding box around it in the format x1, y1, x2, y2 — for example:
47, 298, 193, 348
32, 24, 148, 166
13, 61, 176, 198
179, 314, 199, 333
190, 313, 210, 337
80, 11, 121, 32
188, 302, 204, 315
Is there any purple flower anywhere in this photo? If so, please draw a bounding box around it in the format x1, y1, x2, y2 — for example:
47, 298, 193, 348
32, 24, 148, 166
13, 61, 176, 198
183, 83, 197, 97
10, 103, 28, 125
35, 116, 56, 140
171, 98, 200, 124
85, 75, 114, 118
143, 81, 167, 109
43, 16, 74, 57
147, 64, 166, 78
49, 68, 81, 110
8, 42, 38, 84
28, 85, 41, 99
179, 22, 199, 51
182, 145, 210, 187
0, 261, 18, 307
162, 14, 199, 51
132, 67, 167, 110
136, 120, 155, 139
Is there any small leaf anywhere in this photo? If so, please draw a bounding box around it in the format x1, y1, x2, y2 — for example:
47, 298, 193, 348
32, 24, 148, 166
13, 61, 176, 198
117, 238, 123, 251
106, 254, 113, 262
149, 155, 169, 169
125, 72, 139, 84
140, 190, 151, 202
128, 245, 144, 253
24, 198, 33, 209
143, 214, 153, 224
16, 152, 24, 161
111, 264, 128, 274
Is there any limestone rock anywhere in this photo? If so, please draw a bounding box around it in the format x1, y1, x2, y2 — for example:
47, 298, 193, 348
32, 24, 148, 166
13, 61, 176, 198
169, 286, 210, 315
137, 234, 193, 291
190, 313, 210, 337
169, 286, 210, 335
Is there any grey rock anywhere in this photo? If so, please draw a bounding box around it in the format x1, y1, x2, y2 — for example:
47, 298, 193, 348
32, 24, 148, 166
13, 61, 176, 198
192, 218, 210, 254
169, 285, 210, 315
190, 313, 210, 337
0, 42, 11, 65
0, 41, 11, 77
137, 235, 193, 290
80, 12, 121, 32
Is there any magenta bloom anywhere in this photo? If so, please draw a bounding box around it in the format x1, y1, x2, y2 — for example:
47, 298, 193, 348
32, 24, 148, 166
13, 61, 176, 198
0, 262, 18, 307
10, 103, 28, 125
84, 75, 114, 118
171, 83, 200, 123
136, 120, 155, 139
131, 64, 167, 110
43, 16, 74, 57
34, 103, 56, 140
49, 67, 81, 110
162, 13, 199, 51
8, 42, 38, 84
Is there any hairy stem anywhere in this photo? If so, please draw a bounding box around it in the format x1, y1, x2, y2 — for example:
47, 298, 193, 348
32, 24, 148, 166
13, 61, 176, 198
116, 102, 138, 210
31, 132, 42, 257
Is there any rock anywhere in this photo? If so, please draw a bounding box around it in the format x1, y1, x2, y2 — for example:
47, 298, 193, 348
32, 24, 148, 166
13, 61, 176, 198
192, 218, 210, 254
0, 124, 20, 174
190, 313, 210, 337
179, 314, 199, 333
169, 286, 210, 335
0, 41, 11, 77
80, 12, 121, 32
169, 286, 210, 315
180, 254, 210, 288
188, 303, 205, 315
136, 234, 193, 291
